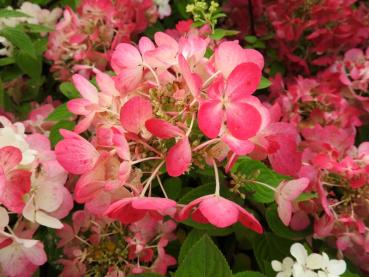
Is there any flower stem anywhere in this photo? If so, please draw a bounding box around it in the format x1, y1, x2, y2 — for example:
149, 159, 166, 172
140, 160, 165, 196
213, 159, 220, 196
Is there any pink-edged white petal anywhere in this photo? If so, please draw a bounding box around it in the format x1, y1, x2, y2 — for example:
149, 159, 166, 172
72, 74, 98, 103
111, 43, 142, 73
222, 134, 255, 155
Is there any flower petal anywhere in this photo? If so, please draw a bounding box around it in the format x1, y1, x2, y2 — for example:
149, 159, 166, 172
72, 74, 98, 103
198, 100, 224, 138
120, 96, 153, 134
145, 118, 184, 139
226, 63, 262, 97
166, 137, 192, 177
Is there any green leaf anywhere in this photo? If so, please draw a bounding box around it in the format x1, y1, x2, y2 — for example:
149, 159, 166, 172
266, 206, 311, 240
0, 57, 14, 66
296, 192, 317, 202
59, 82, 80, 99
178, 229, 205, 264
128, 274, 162, 277
0, 27, 36, 58
232, 157, 288, 203
257, 77, 271, 90
253, 232, 292, 275
244, 35, 258, 44
49, 120, 75, 147
180, 219, 234, 236
0, 9, 29, 18
233, 271, 266, 277
46, 104, 73, 121
24, 23, 53, 33
14, 50, 41, 79
164, 178, 182, 200
0, 79, 4, 108
176, 235, 232, 277
178, 183, 214, 204
211, 29, 239, 40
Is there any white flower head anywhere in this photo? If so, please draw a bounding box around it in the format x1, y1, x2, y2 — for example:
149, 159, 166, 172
154, 0, 171, 19
272, 243, 347, 277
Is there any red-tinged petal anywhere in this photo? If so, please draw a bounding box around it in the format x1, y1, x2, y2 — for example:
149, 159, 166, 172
145, 118, 184, 139
222, 134, 255, 155
0, 146, 22, 173
55, 130, 99, 175
75, 180, 105, 203
198, 100, 224, 139
237, 206, 263, 233
120, 96, 153, 134
226, 63, 262, 97
111, 43, 142, 73
166, 137, 192, 177
198, 196, 239, 228
105, 199, 145, 224
178, 54, 202, 98
177, 196, 205, 221
226, 102, 262, 140
191, 208, 210, 224
72, 74, 98, 103
132, 197, 177, 213
74, 112, 95, 134
118, 160, 131, 185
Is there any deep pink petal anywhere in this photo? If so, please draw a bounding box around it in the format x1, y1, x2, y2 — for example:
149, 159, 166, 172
226, 63, 262, 97
105, 199, 145, 224
237, 206, 263, 233
120, 96, 153, 134
145, 118, 184, 139
72, 74, 98, 103
198, 100, 224, 138
226, 102, 262, 140
132, 197, 177, 214
198, 196, 239, 228
166, 137, 192, 177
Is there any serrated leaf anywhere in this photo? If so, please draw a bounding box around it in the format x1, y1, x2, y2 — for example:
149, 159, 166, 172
49, 120, 75, 147
266, 206, 311, 240
176, 235, 232, 277
257, 77, 271, 90
232, 157, 288, 203
178, 229, 206, 264
0, 27, 36, 58
0, 9, 29, 18
59, 82, 80, 99
46, 103, 73, 121
233, 271, 266, 277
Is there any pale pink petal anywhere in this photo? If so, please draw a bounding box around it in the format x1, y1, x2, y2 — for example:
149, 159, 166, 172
166, 137, 192, 177
95, 71, 119, 96
35, 210, 63, 229
120, 96, 153, 134
23, 242, 47, 265
198, 100, 224, 138
226, 101, 262, 140
0, 207, 9, 229
280, 178, 310, 201
198, 196, 239, 228
72, 74, 98, 103
138, 36, 155, 54
67, 99, 90, 115
145, 118, 184, 139
243, 48, 264, 69
154, 32, 178, 51
222, 134, 255, 155
74, 112, 95, 134
277, 198, 293, 226
226, 63, 261, 97
115, 68, 143, 92
178, 54, 202, 97
111, 43, 142, 73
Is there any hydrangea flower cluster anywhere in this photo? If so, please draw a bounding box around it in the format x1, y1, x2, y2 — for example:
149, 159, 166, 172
272, 243, 346, 277
45, 0, 169, 81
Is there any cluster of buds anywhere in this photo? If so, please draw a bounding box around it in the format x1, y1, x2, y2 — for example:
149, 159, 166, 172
45, 0, 169, 81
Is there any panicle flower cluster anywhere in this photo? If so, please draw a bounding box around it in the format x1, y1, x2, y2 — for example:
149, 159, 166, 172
0, 115, 73, 277
267, 45, 369, 273
45, 0, 170, 81
0, 2, 62, 57
56, 210, 176, 276
223, 0, 369, 74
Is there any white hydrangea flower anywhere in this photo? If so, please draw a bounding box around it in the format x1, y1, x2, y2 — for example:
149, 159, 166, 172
0, 36, 13, 56
154, 0, 171, 19
0, 117, 38, 166
272, 243, 346, 277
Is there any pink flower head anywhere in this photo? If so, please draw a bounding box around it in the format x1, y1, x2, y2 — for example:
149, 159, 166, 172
55, 129, 99, 175
198, 62, 263, 140
178, 195, 263, 233
275, 177, 310, 226
105, 197, 177, 224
